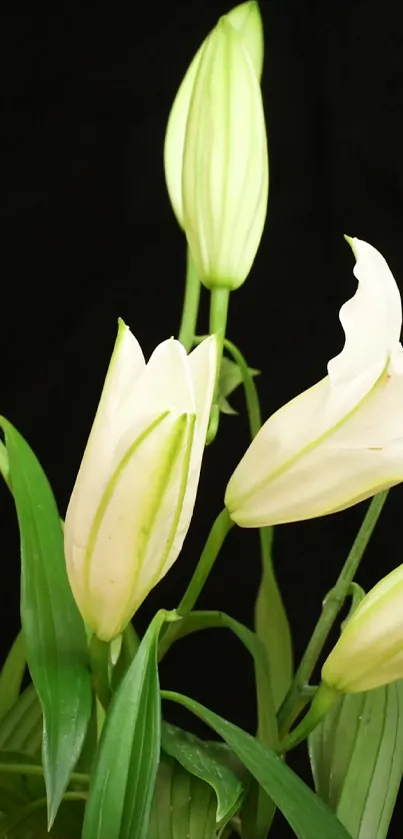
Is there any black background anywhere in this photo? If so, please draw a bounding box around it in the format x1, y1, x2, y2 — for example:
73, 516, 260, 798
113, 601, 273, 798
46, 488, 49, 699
2, 0, 403, 837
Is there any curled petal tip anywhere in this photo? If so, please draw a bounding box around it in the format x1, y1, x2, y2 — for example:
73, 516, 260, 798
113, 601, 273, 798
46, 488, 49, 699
343, 234, 357, 257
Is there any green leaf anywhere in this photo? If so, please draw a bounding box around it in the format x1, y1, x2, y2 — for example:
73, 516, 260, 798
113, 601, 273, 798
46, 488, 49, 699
0, 439, 10, 489
149, 753, 218, 839
0, 632, 26, 721
0, 750, 46, 815
162, 691, 352, 839
74, 703, 98, 775
0, 793, 85, 838
161, 722, 245, 824
255, 527, 293, 714
247, 528, 292, 839
0, 418, 93, 826
162, 608, 279, 839
218, 358, 260, 415
166, 610, 278, 750
0, 685, 42, 756
308, 680, 403, 839
82, 610, 166, 839
0, 755, 37, 817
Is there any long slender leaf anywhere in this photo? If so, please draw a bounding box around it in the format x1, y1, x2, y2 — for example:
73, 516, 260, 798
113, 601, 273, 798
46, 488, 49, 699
170, 610, 278, 749
162, 691, 352, 839
0, 685, 42, 756
161, 722, 245, 824
149, 753, 218, 839
0, 632, 26, 721
0, 418, 92, 825
82, 611, 166, 839
309, 681, 403, 839
245, 529, 292, 839
171, 608, 279, 839
0, 439, 10, 489
255, 527, 293, 714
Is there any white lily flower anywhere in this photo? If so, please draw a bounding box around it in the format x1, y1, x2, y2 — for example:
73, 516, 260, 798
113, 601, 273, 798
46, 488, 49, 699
64, 321, 217, 641
164, 3, 268, 290
225, 237, 403, 526
164, 1, 264, 229
322, 563, 403, 692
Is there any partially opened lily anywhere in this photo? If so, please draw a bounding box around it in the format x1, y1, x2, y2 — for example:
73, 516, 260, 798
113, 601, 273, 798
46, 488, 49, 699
322, 563, 403, 692
225, 237, 403, 526
64, 321, 217, 641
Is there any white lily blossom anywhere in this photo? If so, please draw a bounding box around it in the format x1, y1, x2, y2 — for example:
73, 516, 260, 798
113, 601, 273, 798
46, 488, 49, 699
322, 563, 403, 692
225, 237, 403, 526
64, 321, 217, 641
164, 3, 268, 290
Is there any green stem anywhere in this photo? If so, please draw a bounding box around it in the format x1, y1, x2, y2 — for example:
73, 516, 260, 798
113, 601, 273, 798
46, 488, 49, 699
0, 762, 89, 786
89, 635, 111, 711
206, 287, 231, 444
111, 621, 141, 691
223, 339, 292, 711
158, 509, 234, 659
178, 248, 202, 351
223, 339, 262, 436
222, 338, 274, 592
279, 682, 339, 753
277, 490, 389, 735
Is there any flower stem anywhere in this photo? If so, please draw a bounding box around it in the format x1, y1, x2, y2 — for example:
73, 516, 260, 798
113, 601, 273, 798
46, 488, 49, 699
223, 338, 262, 436
277, 490, 389, 735
158, 508, 233, 659
224, 339, 292, 711
279, 682, 339, 752
178, 248, 201, 351
89, 635, 111, 711
206, 287, 231, 443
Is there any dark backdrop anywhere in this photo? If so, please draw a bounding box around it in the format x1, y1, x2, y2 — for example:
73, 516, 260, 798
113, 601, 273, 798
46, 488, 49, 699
2, 1, 403, 837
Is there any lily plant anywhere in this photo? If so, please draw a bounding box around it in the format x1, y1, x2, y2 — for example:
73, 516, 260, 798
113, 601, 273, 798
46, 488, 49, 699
1, 3, 403, 839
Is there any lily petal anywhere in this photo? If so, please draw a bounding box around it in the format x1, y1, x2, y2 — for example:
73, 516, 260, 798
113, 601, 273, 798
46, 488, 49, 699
328, 238, 402, 407
323, 566, 403, 692
64, 320, 145, 572
65, 327, 216, 640
131, 413, 196, 621
154, 335, 218, 580
187, 335, 218, 436
67, 411, 190, 640
112, 337, 195, 464
182, 18, 268, 288
226, 238, 403, 526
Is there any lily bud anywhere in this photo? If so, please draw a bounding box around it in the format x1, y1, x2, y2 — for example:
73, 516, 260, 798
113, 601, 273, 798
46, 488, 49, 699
64, 321, 217, 641
322, 564, 403, 692
164, 3, 268, 290
225, 237, 403, 526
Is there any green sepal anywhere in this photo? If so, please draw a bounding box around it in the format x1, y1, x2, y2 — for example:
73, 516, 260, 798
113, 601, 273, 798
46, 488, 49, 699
218, 357, 260, 415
